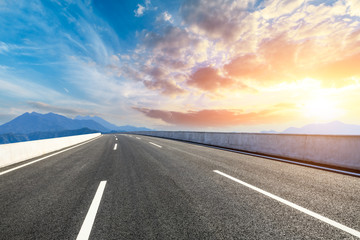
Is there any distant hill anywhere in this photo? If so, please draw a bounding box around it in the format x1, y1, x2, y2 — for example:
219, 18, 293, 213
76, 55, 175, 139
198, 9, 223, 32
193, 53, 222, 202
74, 115, 153, 132
260, 130, 278, 134
282, 121, 360, 135
0, 112, 109, 134
262, 121, 360, 135
114, 125, 153, 132
0, 128, 98, 144
74, 115, 119, 130
0, 112, 153, 144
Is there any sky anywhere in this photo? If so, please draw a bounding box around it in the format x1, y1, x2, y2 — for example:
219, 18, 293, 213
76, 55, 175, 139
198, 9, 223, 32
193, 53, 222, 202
1, 0, 360, 132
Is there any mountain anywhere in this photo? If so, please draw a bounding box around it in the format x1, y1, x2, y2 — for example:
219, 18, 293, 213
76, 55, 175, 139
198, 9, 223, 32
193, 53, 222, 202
0, 128, 98, 144
74, 115, 152, 132
282, 121, 360, 135
115, 125, 153, 132
0, 112, 153, 144
0, 112, 109, 134
260, 130, 278, 134
74, 115, 119, 130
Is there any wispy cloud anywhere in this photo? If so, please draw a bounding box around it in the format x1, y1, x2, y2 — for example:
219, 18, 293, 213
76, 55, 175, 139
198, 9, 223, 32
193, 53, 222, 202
0, 1, 125, 112
134, 104, 300, 127
0, 77, 63, 100
0, 41, 9, 53
27, 101, 97, 116
2, 0, 360, 130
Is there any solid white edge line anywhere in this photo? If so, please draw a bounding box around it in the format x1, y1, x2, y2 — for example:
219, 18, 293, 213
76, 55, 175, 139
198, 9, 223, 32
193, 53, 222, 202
76, 181, 107, 240
0, 136, 102, 176
213, 170, 360, 238
149, 142, 162, 148
113, 143, 118, 150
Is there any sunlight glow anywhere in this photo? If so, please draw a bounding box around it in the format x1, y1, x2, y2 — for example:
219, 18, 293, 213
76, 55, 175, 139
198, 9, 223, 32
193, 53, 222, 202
302, 97, 344, 122
263, 78, 321, 92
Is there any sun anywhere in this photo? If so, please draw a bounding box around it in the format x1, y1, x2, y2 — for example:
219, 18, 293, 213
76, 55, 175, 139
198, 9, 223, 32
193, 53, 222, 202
302, 97, 343, 122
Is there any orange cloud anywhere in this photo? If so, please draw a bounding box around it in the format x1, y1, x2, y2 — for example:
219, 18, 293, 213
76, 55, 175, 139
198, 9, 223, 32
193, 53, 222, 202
134, 104, 299, 127
143, 79, 185, 96
187, 67, 234, 91
116, 0, 360, 98
311, 52, 360, 87
224, 35, 308, 84
179, 1, 360, 92
219, 34, 360, 89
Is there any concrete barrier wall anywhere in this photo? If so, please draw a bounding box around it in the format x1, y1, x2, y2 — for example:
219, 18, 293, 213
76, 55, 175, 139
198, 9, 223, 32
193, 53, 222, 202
0, 133, 101, 168
135, 131, 360, 171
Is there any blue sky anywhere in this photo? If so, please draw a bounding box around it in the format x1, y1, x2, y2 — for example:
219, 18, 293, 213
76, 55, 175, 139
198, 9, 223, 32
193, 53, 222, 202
1, 0, 360, 131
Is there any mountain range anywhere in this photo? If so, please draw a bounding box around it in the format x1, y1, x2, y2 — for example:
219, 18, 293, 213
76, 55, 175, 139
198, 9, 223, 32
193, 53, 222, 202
74, 115, 152, 132
261, 121, 360, 135
0, 112, 108, 134
0, 112, 152, 144
3, 112, 358, 144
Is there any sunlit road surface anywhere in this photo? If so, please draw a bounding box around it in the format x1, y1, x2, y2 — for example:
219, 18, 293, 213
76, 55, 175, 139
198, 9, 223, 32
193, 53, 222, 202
0, 134, 359, 239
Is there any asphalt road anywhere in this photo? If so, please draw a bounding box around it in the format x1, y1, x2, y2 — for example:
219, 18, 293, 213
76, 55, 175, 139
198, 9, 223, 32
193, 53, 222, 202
0, 134, 359, 239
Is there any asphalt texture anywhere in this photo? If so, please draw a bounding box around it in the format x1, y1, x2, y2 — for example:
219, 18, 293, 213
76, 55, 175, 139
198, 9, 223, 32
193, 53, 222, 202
0, 134, 359, 239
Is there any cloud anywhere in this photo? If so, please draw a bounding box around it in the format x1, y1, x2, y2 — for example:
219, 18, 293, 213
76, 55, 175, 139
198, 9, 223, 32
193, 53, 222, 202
0, 0, 140, 118
114, 63, 186, 96
142, 26, 201, 59
187, 67, 234, 91
163, 11, 173, 22
28, 101, 95, 116
223, 32, 360, 88
134, 0, 153, 17
3, 0, 360, 129
310, 52, 360, 87
141, 66, 186, 95
0, 106, 30, 125
0, 76, 64, 100
134, 104, 299, 127
180, 0, 256, 42
110, 54, 120, 62
115, 26, 206, 96
223, 35, 303, 85
0, 0, 171, 127
177, 0, 360, 92
157, 11, 173, 23
143, 79, 185, 96
0, 41, 9, 53
347, 0, 360, 16
134, 4, 145, 17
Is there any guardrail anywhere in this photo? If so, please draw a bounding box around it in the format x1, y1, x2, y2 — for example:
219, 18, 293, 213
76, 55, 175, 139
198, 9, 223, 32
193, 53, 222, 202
135, 131, 360, 172
0, 133, 101, 168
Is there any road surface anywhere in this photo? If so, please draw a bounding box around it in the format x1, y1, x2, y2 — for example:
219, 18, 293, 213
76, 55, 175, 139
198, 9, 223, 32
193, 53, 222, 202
0, 134, 359, 239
